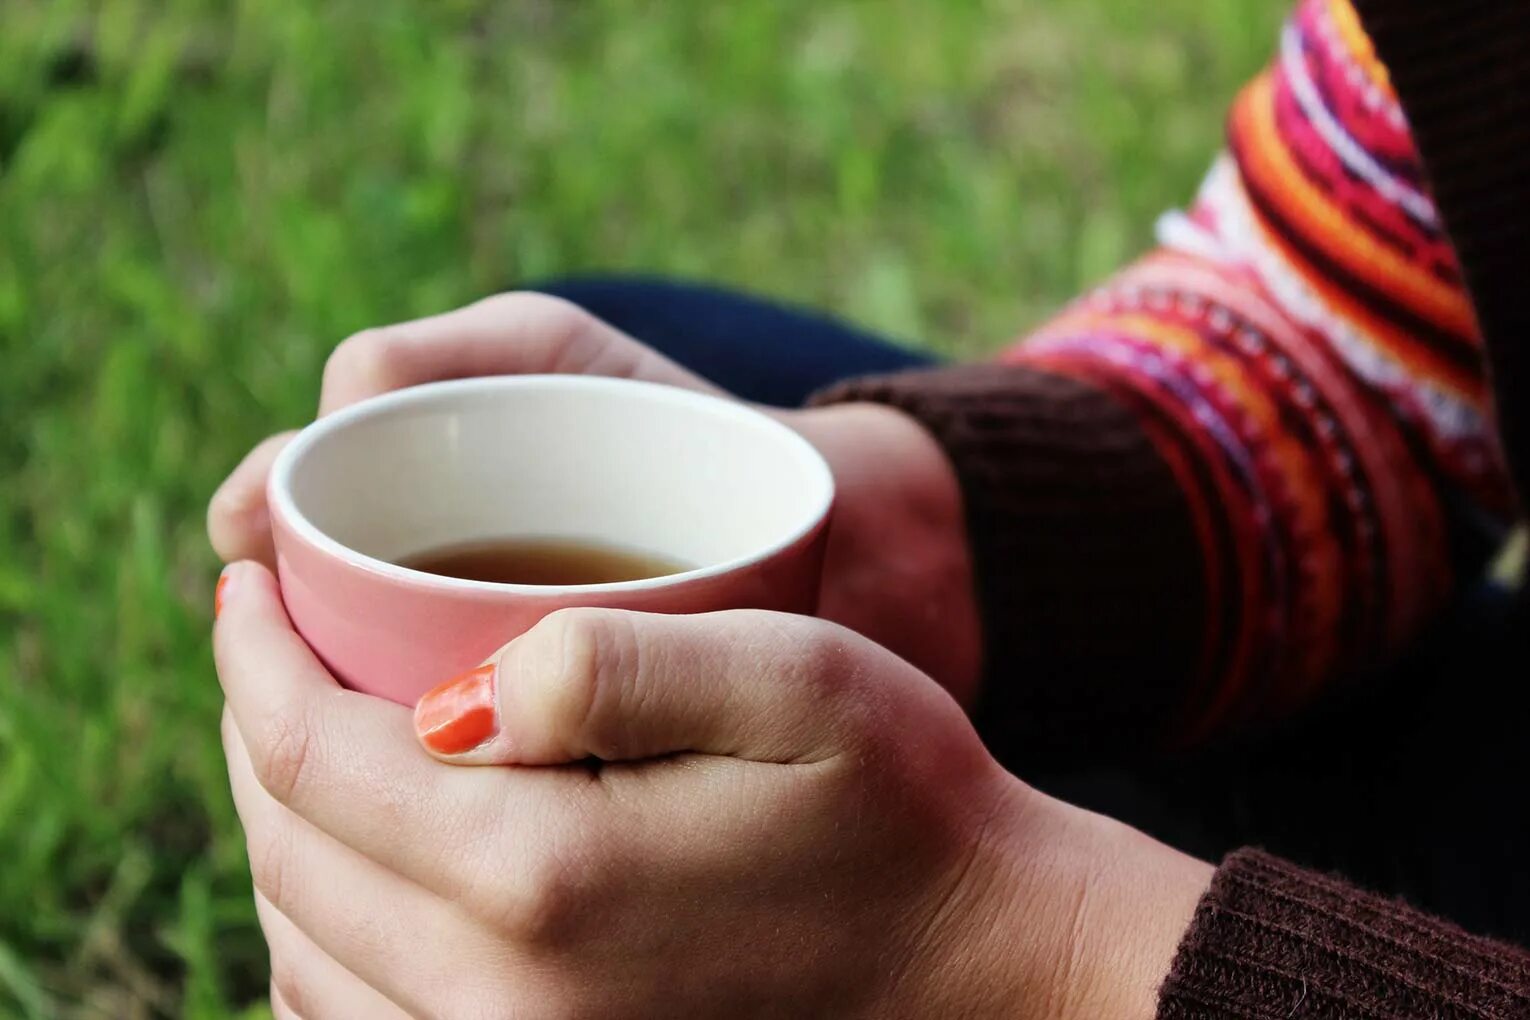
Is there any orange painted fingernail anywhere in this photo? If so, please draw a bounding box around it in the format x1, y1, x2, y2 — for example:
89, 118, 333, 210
414, 663, 498, 755
214, 571, 232, 619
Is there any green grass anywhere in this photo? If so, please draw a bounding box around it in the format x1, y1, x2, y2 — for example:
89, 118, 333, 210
0, 0, 1283, 1014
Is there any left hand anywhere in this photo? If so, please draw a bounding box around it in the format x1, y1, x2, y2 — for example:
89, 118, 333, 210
206, 294, 981, 702
214, 560, 1209, 1019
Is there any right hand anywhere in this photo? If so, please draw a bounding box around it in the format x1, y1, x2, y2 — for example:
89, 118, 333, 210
208, 292, 982, 701
213, 560, 1210, 1019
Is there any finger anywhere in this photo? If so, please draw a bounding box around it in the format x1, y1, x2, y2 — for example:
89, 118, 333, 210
207, 432, 297, 569
258, 894, 415, 1020
213, 561, 597, 899
225, 712, 500, 1019
269, 981, 298, 1020
412, 607, 943, 767
319, 291, 717, 415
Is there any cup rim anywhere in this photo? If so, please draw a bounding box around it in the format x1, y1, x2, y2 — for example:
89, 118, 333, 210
266, 374, 835, 595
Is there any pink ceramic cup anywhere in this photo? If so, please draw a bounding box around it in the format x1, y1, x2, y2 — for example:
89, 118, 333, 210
267, 375, 834, 705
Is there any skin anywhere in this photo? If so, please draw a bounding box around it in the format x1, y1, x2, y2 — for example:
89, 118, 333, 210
209, 293, 1213, 1018
207, 292, 983, 705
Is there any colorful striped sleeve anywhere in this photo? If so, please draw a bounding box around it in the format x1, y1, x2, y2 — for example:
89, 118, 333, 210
998, 0, 1513, 741
816, 0, 1516, 754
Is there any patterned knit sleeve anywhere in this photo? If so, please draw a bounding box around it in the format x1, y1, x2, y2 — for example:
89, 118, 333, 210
814, 0, 1514, 754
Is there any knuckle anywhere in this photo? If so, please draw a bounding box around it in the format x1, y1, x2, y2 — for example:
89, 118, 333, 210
247, 819, 297, 911
491, 840, 600, 948
494, 291, 591, 334
324, 327, 402, 392
526, 608, 634, 755
550, 607, 608, 727
784, 618, 890, 746
788, 619, 860, 696
207, 478, 255, 536
494, 292, 606, 371
268, 961, 307, 1019
250, 706, 318, 806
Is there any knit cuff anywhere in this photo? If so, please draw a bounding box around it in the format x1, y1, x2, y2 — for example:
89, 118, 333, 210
1158, 848, 1530, 1018
810, 363, 1206, 764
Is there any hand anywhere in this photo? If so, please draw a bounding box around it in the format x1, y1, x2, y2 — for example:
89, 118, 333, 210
207, 293, 981, 702
214, 560, 1211, 1019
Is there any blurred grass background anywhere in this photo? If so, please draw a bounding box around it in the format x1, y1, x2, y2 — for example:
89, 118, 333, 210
0, 0, 1284, 1015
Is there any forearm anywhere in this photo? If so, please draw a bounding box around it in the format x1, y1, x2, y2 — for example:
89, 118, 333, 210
814, 0, 1517, 758
811, 364, 1210, 761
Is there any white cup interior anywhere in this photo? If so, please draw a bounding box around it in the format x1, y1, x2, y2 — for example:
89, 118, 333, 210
270, 376, 834, 589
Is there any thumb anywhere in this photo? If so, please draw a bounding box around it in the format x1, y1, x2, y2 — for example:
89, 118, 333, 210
411, 607, 915, 766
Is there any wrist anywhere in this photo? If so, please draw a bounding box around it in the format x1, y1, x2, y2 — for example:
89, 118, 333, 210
1001, 795, 1214, 1020
775, 402, 983, 704
901, 779, 1210, 1020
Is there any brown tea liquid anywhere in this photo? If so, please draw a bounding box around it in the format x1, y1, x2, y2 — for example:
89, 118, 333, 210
398, 537, 690, 585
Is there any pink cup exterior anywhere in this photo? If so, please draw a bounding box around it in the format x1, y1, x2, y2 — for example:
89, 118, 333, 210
268, 498, 829, 706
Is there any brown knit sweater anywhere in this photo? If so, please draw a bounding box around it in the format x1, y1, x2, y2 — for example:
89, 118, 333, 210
1160, 850, 1530, 1018
815, 0, 1530, 1014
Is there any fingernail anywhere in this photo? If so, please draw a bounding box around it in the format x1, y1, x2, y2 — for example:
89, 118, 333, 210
214, 569, 233, 619
414, 663, 498, 755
